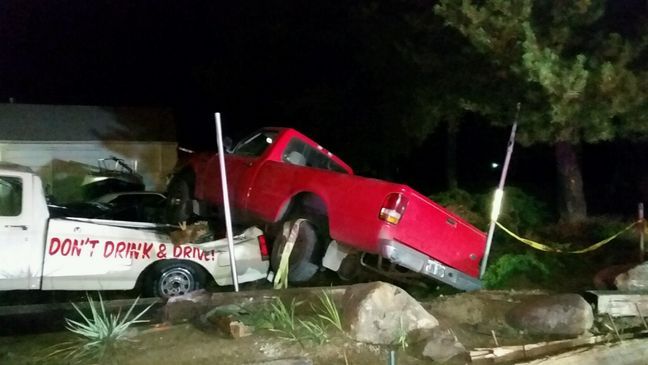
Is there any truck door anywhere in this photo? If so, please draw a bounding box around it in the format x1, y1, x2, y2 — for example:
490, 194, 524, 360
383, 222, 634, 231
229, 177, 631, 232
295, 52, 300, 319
0, 171, 47, 290
202, 130, 278, 220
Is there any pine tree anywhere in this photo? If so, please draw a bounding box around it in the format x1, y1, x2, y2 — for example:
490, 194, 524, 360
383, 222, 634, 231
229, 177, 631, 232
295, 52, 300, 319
435, 0, 648, 221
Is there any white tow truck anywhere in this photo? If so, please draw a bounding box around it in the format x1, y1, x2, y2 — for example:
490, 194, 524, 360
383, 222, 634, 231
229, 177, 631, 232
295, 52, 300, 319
0, 163, 269, 299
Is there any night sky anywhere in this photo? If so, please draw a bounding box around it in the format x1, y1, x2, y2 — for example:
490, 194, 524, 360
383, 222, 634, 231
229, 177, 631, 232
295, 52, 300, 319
1, 1, 646, 217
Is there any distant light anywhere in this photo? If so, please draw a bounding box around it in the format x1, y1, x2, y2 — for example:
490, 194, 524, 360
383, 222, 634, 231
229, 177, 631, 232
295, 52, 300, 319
491, 162, 499, 169
266, 137, 273, 144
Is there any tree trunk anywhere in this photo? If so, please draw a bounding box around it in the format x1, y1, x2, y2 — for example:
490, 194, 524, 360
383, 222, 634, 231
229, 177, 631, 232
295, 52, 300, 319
446, 118, 459, 190
555, 141, 587, 222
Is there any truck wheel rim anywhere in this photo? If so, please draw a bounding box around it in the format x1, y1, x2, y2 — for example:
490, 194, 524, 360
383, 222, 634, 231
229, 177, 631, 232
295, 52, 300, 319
159, 267, 194, 297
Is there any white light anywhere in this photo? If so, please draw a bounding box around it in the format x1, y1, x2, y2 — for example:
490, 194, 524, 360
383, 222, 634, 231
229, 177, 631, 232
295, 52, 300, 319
266, 137, 273, 144
491, 162, 499, 169
490, 188, 504, 221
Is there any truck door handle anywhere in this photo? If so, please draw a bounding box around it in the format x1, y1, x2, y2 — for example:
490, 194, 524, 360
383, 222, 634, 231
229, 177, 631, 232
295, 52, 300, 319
5, 225, 27, 230
446, 218, 457, 228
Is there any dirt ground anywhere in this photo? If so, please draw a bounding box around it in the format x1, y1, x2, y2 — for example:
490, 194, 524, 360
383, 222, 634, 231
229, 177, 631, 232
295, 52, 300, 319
0, 322, 432, 365
0, 288, 568, 365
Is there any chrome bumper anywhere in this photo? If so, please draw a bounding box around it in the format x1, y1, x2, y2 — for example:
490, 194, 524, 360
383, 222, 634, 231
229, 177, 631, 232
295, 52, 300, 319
380, 240, 482, 291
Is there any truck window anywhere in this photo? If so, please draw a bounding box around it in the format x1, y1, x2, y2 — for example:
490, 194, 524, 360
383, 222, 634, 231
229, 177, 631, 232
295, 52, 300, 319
233, 131, 278, 157
0, 176, 22, 216
282, 138, 347, 174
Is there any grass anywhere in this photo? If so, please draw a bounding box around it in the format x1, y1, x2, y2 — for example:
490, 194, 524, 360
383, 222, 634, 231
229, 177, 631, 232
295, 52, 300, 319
239, 290, 344, 346
42, 293, 155, 364
393, 316, 409, 351
313, 290, 343, 332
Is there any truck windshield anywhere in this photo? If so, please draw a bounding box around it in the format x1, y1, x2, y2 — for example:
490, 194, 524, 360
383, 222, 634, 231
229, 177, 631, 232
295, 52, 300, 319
233, 131, 278, 157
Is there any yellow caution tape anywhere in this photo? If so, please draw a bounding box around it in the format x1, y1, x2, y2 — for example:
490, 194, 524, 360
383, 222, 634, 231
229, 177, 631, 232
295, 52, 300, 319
495, 220, 642, 254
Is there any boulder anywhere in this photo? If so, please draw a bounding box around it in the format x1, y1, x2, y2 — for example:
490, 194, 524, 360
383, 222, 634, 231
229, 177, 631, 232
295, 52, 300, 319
506, 294, 593, 337
615, 262, 648, 291
415, 328, 468, 364
593, 264, 636, 289
342, 281, 439, 345
164, 289, 211, 322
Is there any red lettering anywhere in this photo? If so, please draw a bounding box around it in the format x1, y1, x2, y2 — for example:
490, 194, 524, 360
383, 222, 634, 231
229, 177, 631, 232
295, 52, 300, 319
48, 237, 61, 256
183, 246, 192, 258
115, 242, 127, 258
157, 244, 167, 259
71, 239, 82, 256
88, 239, 99, 257
173, 245, 182, 258
194, 248, 205, 261
61, 239, 73, 256
104, 241, 115, 257
49, 237, 61, 255
142, 243, 153, 259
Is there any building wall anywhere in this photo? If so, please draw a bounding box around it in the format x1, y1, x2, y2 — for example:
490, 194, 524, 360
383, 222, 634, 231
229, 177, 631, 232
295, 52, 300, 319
0, 141, 177, 203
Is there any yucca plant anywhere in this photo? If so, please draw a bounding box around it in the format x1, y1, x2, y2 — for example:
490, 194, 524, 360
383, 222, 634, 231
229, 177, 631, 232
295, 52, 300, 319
45, 293, 155, 363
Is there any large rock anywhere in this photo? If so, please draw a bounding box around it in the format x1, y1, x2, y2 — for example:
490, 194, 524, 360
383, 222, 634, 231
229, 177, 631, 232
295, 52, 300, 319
593, 264, 636, 289
615, 262, 648, 291
414, 328, 468, 364
342, 281, 439, 344
506, 294, 593, 337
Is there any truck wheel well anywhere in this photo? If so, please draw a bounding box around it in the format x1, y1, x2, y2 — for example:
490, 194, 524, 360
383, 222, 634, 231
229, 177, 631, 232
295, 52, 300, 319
283, 192, 328, 223
136, 259, 213, 295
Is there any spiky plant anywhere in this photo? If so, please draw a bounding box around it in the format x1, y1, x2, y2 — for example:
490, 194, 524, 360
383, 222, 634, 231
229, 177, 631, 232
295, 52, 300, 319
45, 293, 155, 363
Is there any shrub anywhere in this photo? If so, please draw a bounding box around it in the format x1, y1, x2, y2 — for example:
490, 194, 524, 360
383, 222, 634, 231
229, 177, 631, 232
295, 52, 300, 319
482, 253, 558, 289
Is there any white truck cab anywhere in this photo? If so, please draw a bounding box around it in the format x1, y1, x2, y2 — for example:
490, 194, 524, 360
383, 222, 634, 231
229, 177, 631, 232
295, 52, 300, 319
0, 164, 269, 298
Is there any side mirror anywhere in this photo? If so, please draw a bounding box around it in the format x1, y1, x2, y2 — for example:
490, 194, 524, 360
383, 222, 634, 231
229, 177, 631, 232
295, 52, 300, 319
223, 137, 234, 153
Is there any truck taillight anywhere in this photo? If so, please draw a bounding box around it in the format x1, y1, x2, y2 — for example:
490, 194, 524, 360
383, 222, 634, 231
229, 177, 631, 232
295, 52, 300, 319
258, 235, 269, 260
379, 193, 408, 224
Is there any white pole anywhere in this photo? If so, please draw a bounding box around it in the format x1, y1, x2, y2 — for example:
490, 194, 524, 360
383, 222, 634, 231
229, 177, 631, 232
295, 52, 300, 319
215, 112, 239, 292
480, 103, 520, 278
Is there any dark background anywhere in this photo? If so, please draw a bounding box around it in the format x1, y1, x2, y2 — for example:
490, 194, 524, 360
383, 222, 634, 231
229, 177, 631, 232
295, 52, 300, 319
1, 0, 646, 218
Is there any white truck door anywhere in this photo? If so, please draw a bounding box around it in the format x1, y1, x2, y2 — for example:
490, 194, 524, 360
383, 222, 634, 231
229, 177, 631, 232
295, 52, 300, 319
0, 171, 48, 290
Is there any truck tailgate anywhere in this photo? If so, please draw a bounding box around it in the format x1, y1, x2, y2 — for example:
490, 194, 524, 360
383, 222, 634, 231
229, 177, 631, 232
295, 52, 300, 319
393, 191, 486, 278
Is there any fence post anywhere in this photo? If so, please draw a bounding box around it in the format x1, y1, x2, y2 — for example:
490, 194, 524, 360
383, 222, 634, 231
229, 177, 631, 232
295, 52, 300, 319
639, 202, 645, 263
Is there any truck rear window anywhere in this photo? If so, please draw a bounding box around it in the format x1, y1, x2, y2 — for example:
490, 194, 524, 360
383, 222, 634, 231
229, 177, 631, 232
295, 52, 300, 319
0, 176, 22, 216
233, 131, 278, 157
282, 138, 347, 174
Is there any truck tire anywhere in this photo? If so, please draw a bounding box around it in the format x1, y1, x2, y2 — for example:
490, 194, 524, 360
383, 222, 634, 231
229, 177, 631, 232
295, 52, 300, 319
271, 219, 321, 283
147, 261, 205, 299
166, 173, 194, 224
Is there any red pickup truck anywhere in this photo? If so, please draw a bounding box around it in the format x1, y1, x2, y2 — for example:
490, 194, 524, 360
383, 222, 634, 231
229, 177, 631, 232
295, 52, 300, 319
167, 128, 486, 291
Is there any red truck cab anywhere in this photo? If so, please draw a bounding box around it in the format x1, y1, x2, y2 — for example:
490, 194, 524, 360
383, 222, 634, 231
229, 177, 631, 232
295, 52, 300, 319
168, 128, 486, 291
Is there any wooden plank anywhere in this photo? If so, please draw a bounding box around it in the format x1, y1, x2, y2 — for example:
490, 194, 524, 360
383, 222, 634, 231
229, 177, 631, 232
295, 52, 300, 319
471, 334, 622, 364
518, 338, 648, 365
588, 290, 648, 317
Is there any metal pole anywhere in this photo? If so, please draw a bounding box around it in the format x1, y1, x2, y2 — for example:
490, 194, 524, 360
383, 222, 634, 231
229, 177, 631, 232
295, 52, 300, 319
215, 112, 239, 292
480, 103, 521, 278
387, 350, 396, 365
639, 202, 645, 262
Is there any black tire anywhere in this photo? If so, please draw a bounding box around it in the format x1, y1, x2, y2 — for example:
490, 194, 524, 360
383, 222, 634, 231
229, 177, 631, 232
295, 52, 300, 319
166, 173, 194, 224
147, 261, 205, 300
270, 219, 322, 283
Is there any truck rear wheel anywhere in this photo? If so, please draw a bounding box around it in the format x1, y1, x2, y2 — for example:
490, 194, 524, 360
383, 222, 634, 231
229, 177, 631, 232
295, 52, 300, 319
147, 261, 205, 299
166, 173, 194, 224
271, 219, 321, 283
